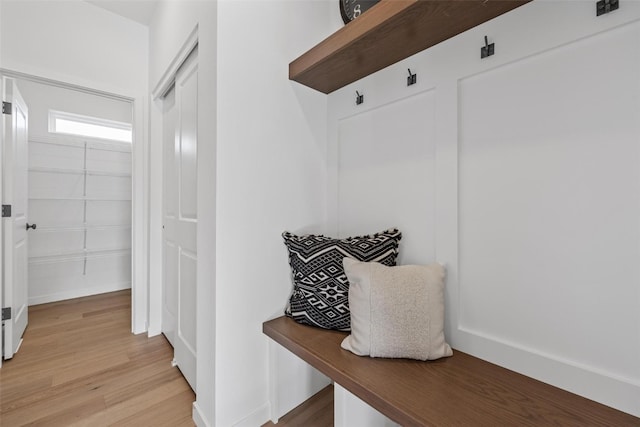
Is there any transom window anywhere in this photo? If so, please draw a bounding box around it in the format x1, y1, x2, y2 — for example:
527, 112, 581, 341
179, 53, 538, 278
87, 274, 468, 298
49, 110, 132, 143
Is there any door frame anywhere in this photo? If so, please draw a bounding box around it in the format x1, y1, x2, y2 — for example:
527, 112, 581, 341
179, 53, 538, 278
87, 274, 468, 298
0, 68, 147, 335
0, 79, 4, 369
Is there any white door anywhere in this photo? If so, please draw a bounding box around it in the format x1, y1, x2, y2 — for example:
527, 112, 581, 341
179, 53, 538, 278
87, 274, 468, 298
2, 78, 29, 360
162, 86, 178, 347
164, 48, 198, 391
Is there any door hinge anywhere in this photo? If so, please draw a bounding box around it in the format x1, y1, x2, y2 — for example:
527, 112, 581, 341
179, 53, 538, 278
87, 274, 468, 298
1, 307, 11, 321
2, 101, 11, 115
2, 205, 11, 218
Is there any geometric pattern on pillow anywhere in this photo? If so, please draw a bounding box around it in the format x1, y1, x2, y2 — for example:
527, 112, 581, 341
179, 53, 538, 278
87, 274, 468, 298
282, 228, 402, 331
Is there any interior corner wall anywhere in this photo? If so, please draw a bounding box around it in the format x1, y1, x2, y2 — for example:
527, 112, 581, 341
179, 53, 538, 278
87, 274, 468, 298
215, 1, 336, 425
328, 1, 640, 418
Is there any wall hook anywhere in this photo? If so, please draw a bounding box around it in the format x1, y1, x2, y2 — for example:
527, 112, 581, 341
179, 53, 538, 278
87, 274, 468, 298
407, 68, 417, 86
481, 35, 494, 59
355, 91, 364, 105
596, 0, 618, 16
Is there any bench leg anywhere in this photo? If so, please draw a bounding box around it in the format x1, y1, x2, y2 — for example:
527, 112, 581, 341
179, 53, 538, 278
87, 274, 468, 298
334, 383, 399, 427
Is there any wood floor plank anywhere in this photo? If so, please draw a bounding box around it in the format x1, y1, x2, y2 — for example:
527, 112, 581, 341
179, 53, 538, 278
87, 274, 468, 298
52, 352, 132, 386
74, 377, 191, 426
111, 389, 197, 427
23, 396, 107, 427
0, 290, 195, 426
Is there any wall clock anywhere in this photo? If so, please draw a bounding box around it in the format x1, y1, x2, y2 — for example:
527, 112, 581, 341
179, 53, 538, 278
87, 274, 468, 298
340, 0, 381, 24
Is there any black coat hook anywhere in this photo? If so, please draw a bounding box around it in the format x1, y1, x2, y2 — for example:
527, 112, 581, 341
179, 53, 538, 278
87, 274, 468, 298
596, 0, 618, 16
407, 68, 417, 86
355, 91, 364, 105
481, 35, 494, 59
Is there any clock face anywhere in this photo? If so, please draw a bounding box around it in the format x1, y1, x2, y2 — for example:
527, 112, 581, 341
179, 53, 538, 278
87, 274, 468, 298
339, 0, 380, 25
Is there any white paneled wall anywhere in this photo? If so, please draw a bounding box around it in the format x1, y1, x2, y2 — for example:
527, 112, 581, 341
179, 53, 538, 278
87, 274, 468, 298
28, 135, 132, 305
457, 26, 640, 381
328, 1, 640, 418
338, 91, 437, 266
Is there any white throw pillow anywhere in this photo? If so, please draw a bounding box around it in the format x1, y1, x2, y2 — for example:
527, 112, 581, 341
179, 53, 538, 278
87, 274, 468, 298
341, 258, 453, 361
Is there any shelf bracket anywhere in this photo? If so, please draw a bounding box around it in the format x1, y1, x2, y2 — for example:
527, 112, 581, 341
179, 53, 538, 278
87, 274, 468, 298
481, 36, 495, 59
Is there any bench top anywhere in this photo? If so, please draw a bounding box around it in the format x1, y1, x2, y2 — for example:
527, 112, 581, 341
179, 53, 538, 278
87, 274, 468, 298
263, 316, 639, 426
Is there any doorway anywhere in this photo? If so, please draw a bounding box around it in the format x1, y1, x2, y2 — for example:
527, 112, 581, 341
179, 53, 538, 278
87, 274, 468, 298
1, 73, 137, 362
21, 79, 133, 306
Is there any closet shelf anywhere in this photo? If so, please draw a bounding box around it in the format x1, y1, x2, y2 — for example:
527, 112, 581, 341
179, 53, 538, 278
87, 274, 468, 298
29, 166, 131, 178
29, 135, 132, 153
29, 248, 131, 265
29, 196, 132, 202
35, 224, 131, 232
290, 0, 531, 94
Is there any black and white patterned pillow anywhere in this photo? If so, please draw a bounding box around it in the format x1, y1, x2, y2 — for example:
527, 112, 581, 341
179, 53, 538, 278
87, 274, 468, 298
282, 228, 402, 331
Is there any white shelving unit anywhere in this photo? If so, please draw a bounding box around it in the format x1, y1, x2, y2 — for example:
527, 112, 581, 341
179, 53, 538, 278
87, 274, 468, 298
27, 134, 132, 305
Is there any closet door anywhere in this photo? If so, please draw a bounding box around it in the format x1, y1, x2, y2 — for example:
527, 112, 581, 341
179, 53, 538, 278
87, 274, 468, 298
165, 48, 198, 391
162, 87, 178, 347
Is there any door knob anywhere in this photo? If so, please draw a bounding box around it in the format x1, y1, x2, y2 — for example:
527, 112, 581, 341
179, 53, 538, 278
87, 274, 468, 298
26, 223, 37, 230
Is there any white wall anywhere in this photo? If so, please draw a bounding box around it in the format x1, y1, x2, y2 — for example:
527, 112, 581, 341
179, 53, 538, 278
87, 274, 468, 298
149, 1, 335, 425
329, 1, 640, 417
0, 0, 147, 97
215, 2, 336, 424
0, 0, 149, 334
16, 79, 132, 135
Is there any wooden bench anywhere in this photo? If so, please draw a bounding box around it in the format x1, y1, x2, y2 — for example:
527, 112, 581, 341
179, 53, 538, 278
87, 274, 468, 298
263, 316, 639, 426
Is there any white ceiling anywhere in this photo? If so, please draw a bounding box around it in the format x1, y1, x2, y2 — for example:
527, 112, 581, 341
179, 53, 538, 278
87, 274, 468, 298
85, 0, 158, 26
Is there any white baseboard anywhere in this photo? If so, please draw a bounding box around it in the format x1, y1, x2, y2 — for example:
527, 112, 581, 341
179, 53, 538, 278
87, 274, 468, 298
28, 282, 132, 306
193, 401, 212, 427
457, 327, 640, 417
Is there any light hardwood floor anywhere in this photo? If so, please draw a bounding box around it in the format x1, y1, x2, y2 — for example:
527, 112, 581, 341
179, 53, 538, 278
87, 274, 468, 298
0, 290, 195, 426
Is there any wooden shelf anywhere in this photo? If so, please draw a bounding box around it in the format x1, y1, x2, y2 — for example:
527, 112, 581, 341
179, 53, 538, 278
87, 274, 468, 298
289, 0, 532, 94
